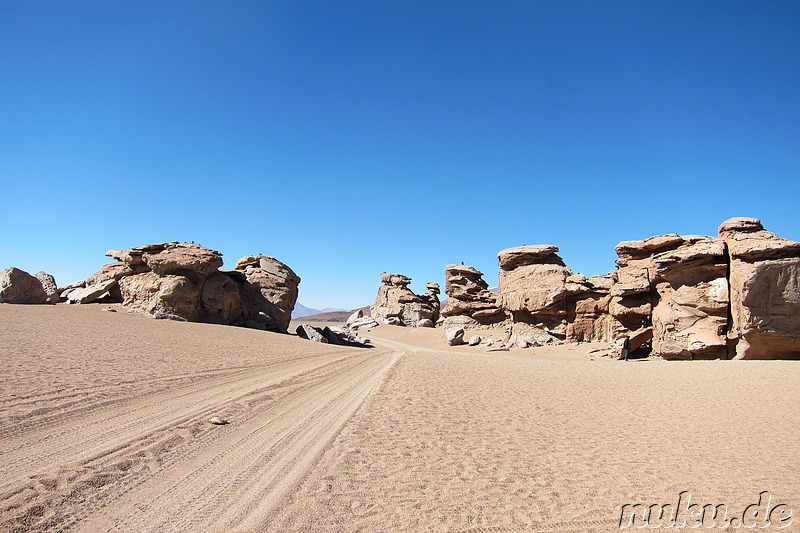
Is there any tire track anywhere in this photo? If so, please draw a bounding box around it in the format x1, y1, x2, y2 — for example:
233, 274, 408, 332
73, 349, 400, 532
0, 350, 357, 498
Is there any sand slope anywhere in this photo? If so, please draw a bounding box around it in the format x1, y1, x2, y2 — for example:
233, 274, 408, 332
1, 305, 799, 532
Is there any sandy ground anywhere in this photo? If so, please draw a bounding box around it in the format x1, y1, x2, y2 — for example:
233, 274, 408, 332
2, 304, 799, 532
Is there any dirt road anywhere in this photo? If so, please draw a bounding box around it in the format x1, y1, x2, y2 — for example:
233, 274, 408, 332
0, 305, 400, 532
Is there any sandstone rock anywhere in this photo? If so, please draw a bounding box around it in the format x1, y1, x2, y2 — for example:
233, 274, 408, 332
105, 249, 144, 265
446, 327, 465, 346
346, 308, 364, 326
720, 218, 800, 359
33, 272, 59, 304
370, 272, 438, 327
85, 262, 139, 287
566, 274, 613, 343
142, 243, 223, 281
442, 264, 504, 327
67, 278, 118, 304
497, 245, 560, 270
58, 280, 86, 300
496, 245, 571, 340
0, 268, 47, 304
420, 282, 442, 323
295, 324, 329, 344
201, 272, 242, 324
235, 255, 300, 331
118, 272, 200, 320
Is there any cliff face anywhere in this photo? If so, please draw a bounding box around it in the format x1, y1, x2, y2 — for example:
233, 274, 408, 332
443, 217, 800, 360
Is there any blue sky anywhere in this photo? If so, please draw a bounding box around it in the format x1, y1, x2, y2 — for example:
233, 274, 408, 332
2, 1, 798, 310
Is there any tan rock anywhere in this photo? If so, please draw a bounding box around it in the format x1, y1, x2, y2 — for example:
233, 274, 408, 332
201, 272, 242, 324
34, 272, 59, 304
66, 278, 119, 304
0, 268, 47, 304
143, 243, 224, 281
442, 264, 504, 326
118, 272, 201, 321
370, 272, 437, 327
235, 255, 300, 331
497, 245, 571, 339
718, 217, 800, 359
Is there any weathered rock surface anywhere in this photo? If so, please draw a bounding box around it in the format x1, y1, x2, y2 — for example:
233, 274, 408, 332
370, 272, 438, 327
441, 264, 504, 328
446, 327, 465, 346
67, 278, 119, 305
346, 309, 379, 330
448, 217, 798, 360
33, 272, 59, 304
234, 255, 300, 331
0, 268, 47, 304
609, 234, 729, 359
497, 245, 572, 342
565, 274, 613, 343
720, 217, 800, 359
70, 243, 300, 332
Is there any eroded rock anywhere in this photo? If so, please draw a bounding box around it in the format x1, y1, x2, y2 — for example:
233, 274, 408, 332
0, 268, 47, 304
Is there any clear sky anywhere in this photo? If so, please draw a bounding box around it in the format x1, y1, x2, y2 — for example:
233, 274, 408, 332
2, 1, 799, 310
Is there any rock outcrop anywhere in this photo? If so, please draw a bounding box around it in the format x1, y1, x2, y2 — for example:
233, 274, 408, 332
0, 268, 48, 304
34, 272, 59, 304
612, 234, 729, 359
370, 273, 439, 327
719, 217, 800, 359
497, 245, 572, 345
71, 242, 300, 332
441, 264, 504, 328
443, 217, 799, 360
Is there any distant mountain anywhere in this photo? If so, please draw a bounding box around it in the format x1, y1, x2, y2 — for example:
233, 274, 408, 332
292, 303, 347, 319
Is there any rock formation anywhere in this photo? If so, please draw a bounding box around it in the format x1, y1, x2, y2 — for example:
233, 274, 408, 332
443, 217, 799, 360
497, 245, 572, 346
0, 268, 48, 304
719, 217, 800, 359
234, 255, 301, 331
370, 273, 439, 327
441, 264, 504, 328
68, 242, 300, 332
34, 272, 59, 304
612, 234, 729, 359
346, 308, 379, 330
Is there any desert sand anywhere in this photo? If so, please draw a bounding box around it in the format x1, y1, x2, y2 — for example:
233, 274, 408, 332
1, 304, 798, 532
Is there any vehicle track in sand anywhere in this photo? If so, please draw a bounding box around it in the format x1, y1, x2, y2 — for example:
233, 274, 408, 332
0, 347, 400, 532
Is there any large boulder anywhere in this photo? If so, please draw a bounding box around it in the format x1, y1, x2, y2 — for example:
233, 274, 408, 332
234, 255, 300, 331
370, 272, 438, 327
0, 268, 47, 304
66, 278, 119, 305
71, 243, 300, 332
34, 272, 59, 304
719, 217, 800, 359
